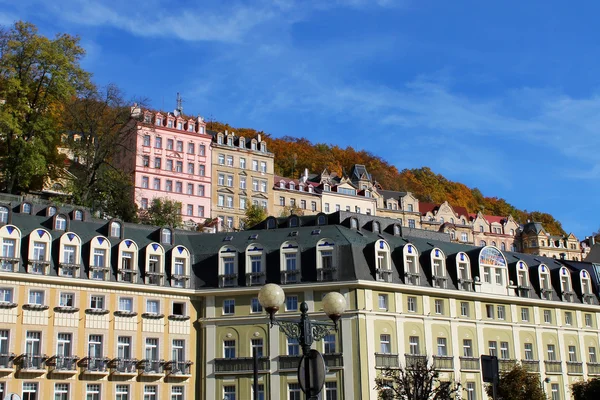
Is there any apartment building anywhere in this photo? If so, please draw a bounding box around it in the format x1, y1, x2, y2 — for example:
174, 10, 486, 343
377, 190, 422, 228
115, 107, 212, 228
272, 173, 321, 217
209, 130, 274, 231
517, 222, 582, 261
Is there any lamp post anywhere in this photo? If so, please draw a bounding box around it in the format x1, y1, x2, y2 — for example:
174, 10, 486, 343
258, 283, 347, 399
542, 377, 551, 399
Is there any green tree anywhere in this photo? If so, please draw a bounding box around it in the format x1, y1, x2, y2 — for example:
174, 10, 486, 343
0, 21, 91, 193
90, 168, 138, 222
243, 204, 267, 229
139, 198, 182, 228
485, 365, 546, 400
572, 378, 600, 400
374, 358, 460, 400
279, 204, 304, 217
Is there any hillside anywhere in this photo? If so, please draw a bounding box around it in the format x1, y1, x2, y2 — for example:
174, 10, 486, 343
208, 121, 566, 236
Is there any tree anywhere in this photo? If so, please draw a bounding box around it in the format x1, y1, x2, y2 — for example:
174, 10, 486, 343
0, 21, 91, 193
279, 204, 304, 217
572, 378, 600, 400
243, 204, 267, 229
90, 168, 138, 222
485, 365, 546, 400
374, 358, 460, 400
139, 198, 182, 228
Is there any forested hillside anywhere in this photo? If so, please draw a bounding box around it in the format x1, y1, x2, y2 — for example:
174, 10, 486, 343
208, 121, 566, 235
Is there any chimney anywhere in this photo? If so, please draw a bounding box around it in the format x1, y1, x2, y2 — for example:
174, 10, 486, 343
592, 236, 596, 246
258, 134, 262, 142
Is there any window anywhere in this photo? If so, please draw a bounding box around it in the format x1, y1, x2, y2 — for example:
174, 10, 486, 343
28, 290, 44, 305
568, 345, 577, 362
116, 385, 130, 400
434, 299, 444, 315
0, 288, 13, 303
240, 157, 246, 169
288, 337, 300, 355
54, 383, 69, 400
252, 160, 258, 171
524, 343, 534, 360
90, 295, 105, 310
187, 163, 194, 174
199, 144, 206, 155
323, 334, 336, 354
55, 215, 66, 230
409, 336, 420, 354
488, 341, 497, 357
289, 383, 301, 400
285, 295, 298, 312
142, 176, 149, 188
110, 221, 121, 237
260, 161, 267, 173
380, 334, 391, 354
251, 298, 262, 313
544, 310, 552, 324
486, 304, 494, 319
23, 382, 38, 400
466, 382, 476, 400
253, 384, 264, 400
119, 297, 133, 312
565, 311, 573, 326
521, 308, 530, 322
176, 161, 183, 173
589, 347, 597, 363
146, 299, 159, 314
408, 219, 416, 228
407, 296, 416, 312
155, 137, 162, 149
154, 157, 161, 169
325, 382, 337, 400
497, 305, 505, 320
251, 338, 263, 357
166, 180, 173, 192
144, 385, 157, 400
171, 386, 184, 400
378, 294, 388, 310
550, 384, 560, 400
463, 339, 473, 357
59, 292, 74, 307
86, 384, 101, 400
500, 342, 509, 359
547, 344, 556, 361
198, 164, 205, 176
483, 267, 491, 283
437, 337, 447, 356
461, 232, 468, 242
585, 313, 592, 327
460, 302, 470, 317
312, 202, 317, 211
175, 141, 183, 151
223, 299, 235, 315
223, 340, 236, 358
143, 135, 150, 146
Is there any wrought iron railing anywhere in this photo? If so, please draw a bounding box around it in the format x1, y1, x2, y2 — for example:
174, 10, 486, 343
21, 354, 46, 370
214, 357, 270, 373
498, 359, 517, 372
0, 353, 14, 369
86, 357, 109, 372
168, 360, 192, 375
0, 257, 19, 272
142, 359, 164, 374
54, 355, 78, 371
375, 353, 399, 368
521, 359, 540, 372
459, 357, 480, 371
218, 274, 237, 287
544, 360, 562, 373
246, 272, 265, 286
317, 267, 337, 282
113, 358, 138, 373
280, 270, 300, 284
433, 356, 454, 370
145, 272, 163, 285
566, 361, 583, 374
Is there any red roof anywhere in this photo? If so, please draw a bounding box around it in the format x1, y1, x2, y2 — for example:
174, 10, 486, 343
484, 214, 505, 224
419, 202, 438, 215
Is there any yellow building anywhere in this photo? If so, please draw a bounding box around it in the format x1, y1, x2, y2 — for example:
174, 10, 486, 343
517, 222, 582, 261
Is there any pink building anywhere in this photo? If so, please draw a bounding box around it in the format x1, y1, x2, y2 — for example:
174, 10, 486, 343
118, 107, 213, 227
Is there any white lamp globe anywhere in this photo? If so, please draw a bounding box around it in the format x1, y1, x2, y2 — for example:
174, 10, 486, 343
258, 283, 285, 311
322, 292, 347, 322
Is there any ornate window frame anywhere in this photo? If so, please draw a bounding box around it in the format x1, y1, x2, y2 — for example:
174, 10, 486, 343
431, 248, 447, 288
403, 244, 420, 285
89, 235, 111, 281
375, 239, 392, 282
28, 228, 52, 275
59, 232, 82, 278
246, 243, 266, 286
218, 245, 238, 288
316, 238, 336, 282
0, 224, 21, 272
145, 242, 165, 286
118, 239, 139, 283
171, 245, 190, 288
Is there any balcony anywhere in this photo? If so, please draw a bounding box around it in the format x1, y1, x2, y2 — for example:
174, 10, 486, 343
219, 273, 238, 288
323, 353, 343, 369
459, 357, 480, 371
433, 356, 454, 370
59, 263, 81, 277
566, 361, 583, 375
521, 360, 540, 373
317, 267, 337, 282
405, 354, 427, 368
118, 269, 137, 283
167, 360, 193, 377
583, 293, 595, 305
145, 272, 163, 286
498, 359, 517, 372
214, 357, 270, 373
0, 353, 14, 372
516, 286, 531, 298
278, 355, 302, 370
587, 362, 600, 375
544, 360, 562, 374
458, 279, 474, 291
28, 260, 50, 275
50, 355, 78, 374
405, 272, 420, 285
280, 270, 300, 285
141, 359, 164, 376
246, 272, 265, 287
0, 257, 19, 272
375, 353, 399, 368
376, 268, 393, 282
433, 276, 448, 289
84, 357, 109, 375
18, 354, 46, 375
111, 358, 138, 375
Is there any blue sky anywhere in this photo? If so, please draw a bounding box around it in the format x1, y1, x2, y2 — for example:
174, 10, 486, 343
2, 0, 599, 239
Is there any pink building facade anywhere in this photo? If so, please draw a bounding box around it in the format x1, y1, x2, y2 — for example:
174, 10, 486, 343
118, 108, 213, 227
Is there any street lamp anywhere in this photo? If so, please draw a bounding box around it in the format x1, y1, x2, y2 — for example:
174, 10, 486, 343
258, 283, 347, 399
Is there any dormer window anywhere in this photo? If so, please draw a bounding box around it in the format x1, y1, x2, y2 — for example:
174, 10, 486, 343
167, 119, 174, 128
0, 206, 8, 224
144, 114, 152, 123
59, 232, 81, 277
171, 246, 190, 288
539, 265, 552, 300
431, 248, 447, 288
28, 229, 51, 275
317, 215, 326, 226
266, 218, 276, 229
404, 245, 420, 285
145, 243, 164, 285
375, 240, 392, 282
227, 136, 233, 146
118, 240, 138, 283
251, 140, 257, 150
457, 252, 472, 291
188, 122, 195, 132
560, 267, 574, 302
581, 270, 594, 304
373, 221, 380, 233
48, 206, 57, 217
279, 181, 285, 189
281, 241, 300, 284
54, 215, 67, 231
289, 182, 295, 190
478, 246, 508, 295
177, 121, 183, 130
289, 216, 298, 228
393, 225, 400, 236
22, 203, 32, 214
161, 228, 172, 245
316, 239, 336, 281
110, 221, 122, 238
260, 142, 266, 152
73, 210, 83, 221
156, 117, 162, 126
246, 243, 265, 286
350, 218, 358, 229
239, 137, 245, 148
217, 134, 223, 145
219, 246, 238, 287
308, 186, 314, 193
516, 261, 530, 298
90, 236, 110, 280
323, 184, 330, 192
1, 224, 21, 272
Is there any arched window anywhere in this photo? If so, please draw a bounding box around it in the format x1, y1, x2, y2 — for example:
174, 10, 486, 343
90, 236, 111, 281
48, 206, 57, 217
439, 217, 444, 224
317, 215, 326, 226
316, 239, 336, 282
22, 203, 32, 214
461, 218, 466, 225
110, 221, 122, 238
560, 267, 574, 302
59, 232, 81, 277
456, 252, 472, 291
375, 240, 392, 282
118, 239, 138, 283
450, 218, 455, 224
431, 248, 447, 288
54, 215, 67, 231
161, 228, 172, 245
539, 264, 552, 300
491, 241, 497, 247
218, 245, 238, 287
350, 218, 358, 229
266, 218, 276, 229
581, 270, 594, 304
501, 242, 506, 251
145, 243, 165, 286
393, 225, 401, 236
480, 240, 487, 246
171, 245, 190, 288
289, 216, 298, 228
450, 231, 456, 240
403, 244, 420, 285
246, 243, 266, 286
0, 206, 9, 224
373, 221, 380, 233
478, 246, 508, 295
28, 228, 51, 275
516, 261, 530, 298
0, 225, 21, 272
281, 241, 300, 284
73, 210, 83, 221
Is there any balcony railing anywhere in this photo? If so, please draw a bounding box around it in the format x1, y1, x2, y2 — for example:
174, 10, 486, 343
583, 294, 595, 305
118, 269, 137, 283
246, 272, 265, 286
433, 276, 448, 289
112, 358, 138, 374
0, 257, 19, 272
458, 279, 474, 291
541, 289, 553, 300
53, 355, 78, 371
317, 267, 337, 282
59, 263, 81, 277
168, 360, 192, 375
405, 272, 420, 285
141, 359, 164, 374
86, 357, 109, 373
145, 272, 163, 286
28, 260, 50, 274
376, 269, 393, 282
405, 354, 427, 368
281, 270, 300, 284
214, 357, 270, 373
517, 286, 531, 298
587, 362, 600, 375
0, 353, 14, 369
521, 360, 540, 373
323, 353, 344, 369
544, 360, 562, 374
171, 275, 190, 288
433, 356, 454, 370
566, 361, 583, 375
375, 353, 399, 368
278, 355, 302, 370
460, 357, 480, 371
20, 354, 46, 370
498, 359, 517, 372
219, 274, 237, 287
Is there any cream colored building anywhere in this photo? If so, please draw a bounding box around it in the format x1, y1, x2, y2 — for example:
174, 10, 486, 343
377, 190, 422, 229
272, 173, 322, 217
518, 222, 582, 261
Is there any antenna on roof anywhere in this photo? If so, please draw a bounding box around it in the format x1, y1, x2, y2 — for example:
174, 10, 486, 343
176, 92, 184, 115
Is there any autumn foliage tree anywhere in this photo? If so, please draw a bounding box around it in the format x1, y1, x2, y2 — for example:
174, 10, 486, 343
486, 365, 546, 400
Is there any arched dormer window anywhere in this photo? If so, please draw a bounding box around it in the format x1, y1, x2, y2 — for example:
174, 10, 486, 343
491, 241, 497, 247
118, 239, 138, 283
350, 218, 358, 229
266, 218, 276, 230
298, 183, 304, 192
560, 267, 574, 302
171, 245, 190, 288
323, 184, 330, 192
28, 228, 51, 275
317, 215, 326, 226
48, 206, 57, 217
403, 244, 420, 285
581, 270, 594, 304
22, 202, 32, 214
73, 210, 84, 221
244, 243, 265, 286
279, 181, 285, 189
316, 239, 336, 282
373, 221, 380, 233
516, 261, 530, 298
289, 216, 299, 228
59, 232, 81, 278
431, 248, 447, 288
375, 239, 392, 282
539, 264, 552, 300
90, 236, 111, 281
0, 205, 9, 224
239, 137, 245, 148
110, 221, 122, 238
260, 142, 266, 152
251, 139, 257, 150
461, 218, 466, 225
281, 241, 300, 284
456, 252, 472, 291
145, 243, 165, 286
218, 246, 238, 287
54, 214, 67, 231
393, 224, 401, 236
478, 246, 508, 295
0, 225, 21, 272
161, 228, 172, 245
289, 182, 295, 190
